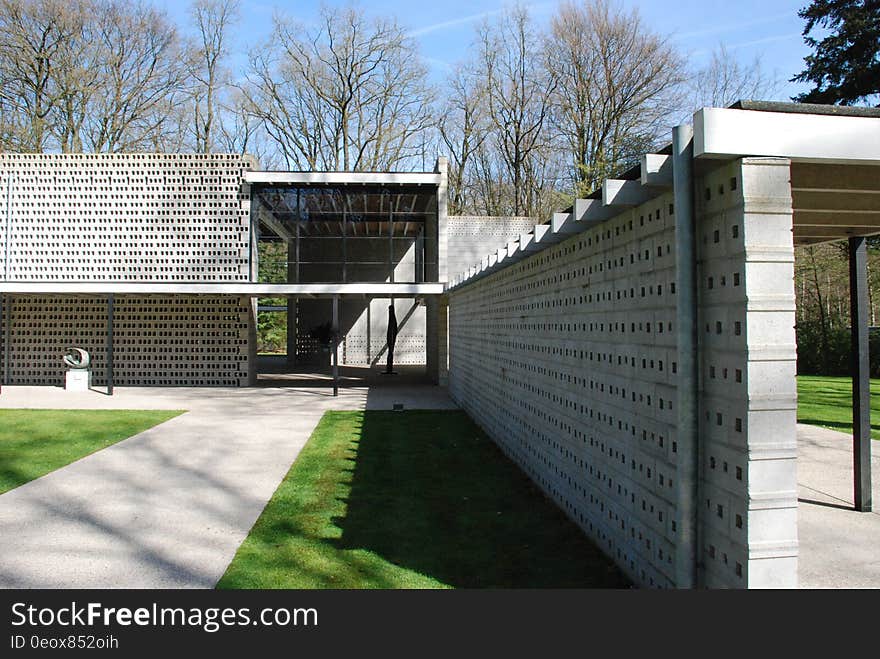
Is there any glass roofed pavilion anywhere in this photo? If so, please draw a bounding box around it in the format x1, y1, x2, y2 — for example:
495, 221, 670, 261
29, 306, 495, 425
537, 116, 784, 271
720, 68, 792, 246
245, 169, 446, 379
0, 155, 514, 391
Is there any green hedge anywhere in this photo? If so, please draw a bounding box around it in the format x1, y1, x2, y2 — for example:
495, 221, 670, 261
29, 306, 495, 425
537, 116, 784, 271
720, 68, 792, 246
796, 321, 880, 377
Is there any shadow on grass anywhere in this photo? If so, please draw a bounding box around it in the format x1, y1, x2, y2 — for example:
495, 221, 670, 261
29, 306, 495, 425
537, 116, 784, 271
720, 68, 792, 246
331, 410, 628, 588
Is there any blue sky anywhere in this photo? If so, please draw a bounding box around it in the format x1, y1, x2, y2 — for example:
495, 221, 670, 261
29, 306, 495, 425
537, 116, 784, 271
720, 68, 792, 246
151, 0, 814, 100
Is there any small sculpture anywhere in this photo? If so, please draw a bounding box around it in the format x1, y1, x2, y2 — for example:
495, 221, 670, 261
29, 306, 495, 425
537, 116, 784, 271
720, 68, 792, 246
63, 347, 91, 370
386, 305, 398, 374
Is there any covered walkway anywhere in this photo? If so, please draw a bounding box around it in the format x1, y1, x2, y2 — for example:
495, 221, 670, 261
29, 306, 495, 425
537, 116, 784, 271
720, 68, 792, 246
798, 423, 880, 588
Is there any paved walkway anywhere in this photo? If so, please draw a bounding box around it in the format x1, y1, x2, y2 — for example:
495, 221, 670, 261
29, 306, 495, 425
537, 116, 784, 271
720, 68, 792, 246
0, 384, 456, 588
2, 385, 876, 589
797, 423, 880, 588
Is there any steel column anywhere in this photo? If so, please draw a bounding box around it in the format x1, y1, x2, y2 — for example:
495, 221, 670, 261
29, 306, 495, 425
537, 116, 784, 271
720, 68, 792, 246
388, 198, 394, 283
3, 293, 10, 386
332, 294, 339, 397
0, 292, 4, 392
849, 236, 872, 512
107, 294, 114, 395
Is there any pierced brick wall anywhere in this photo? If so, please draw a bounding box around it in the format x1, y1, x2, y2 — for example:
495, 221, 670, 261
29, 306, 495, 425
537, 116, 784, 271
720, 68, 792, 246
1, 294, 251, 386
447, 216, 537, 281
447, 157, 798, 588
0, 153, 254, 282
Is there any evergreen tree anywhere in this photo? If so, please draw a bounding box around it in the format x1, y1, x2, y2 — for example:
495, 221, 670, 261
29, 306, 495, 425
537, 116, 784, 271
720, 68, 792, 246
791, 0, 880, 105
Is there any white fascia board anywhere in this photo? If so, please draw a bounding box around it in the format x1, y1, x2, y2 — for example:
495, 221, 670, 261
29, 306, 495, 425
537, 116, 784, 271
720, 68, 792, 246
0, 282, 446, 296
694, 107, 880, 164
641, 154, 672, 186
244, 171, 442, 186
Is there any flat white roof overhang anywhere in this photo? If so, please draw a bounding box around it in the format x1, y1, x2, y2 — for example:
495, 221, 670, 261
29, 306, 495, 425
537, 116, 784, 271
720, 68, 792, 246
694, 107, 880, 164
0, 282, 446, 297
450, 105, 880, 289
243, 171, 442, 186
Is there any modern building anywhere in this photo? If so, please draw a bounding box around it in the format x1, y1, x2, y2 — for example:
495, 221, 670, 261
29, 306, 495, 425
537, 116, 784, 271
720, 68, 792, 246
0, 154, 531, 388
1, 102, 878, 588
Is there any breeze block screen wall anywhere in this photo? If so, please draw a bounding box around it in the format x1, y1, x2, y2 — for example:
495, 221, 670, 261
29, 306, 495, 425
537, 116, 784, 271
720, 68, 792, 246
447, 215, 537, 281
0, 294, 252, 386
0, 153, 256, 386
447, 157, 798, 589
0, 153, 254, 282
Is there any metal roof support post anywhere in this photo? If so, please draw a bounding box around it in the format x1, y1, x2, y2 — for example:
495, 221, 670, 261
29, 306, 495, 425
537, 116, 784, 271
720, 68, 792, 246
849, 236, 872, 512
332, 294, 339, 397
107, 294, 114, 396
3, 293, 10, 387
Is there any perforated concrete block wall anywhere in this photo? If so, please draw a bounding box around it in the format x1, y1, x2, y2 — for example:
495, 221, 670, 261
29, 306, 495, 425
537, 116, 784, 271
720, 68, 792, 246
695, 158, 798, 588
0, 294, 251, 386
447, 216, 536, 281
449, 194, 680, 588
448, 157, 798, 588
0, 153, 254, 282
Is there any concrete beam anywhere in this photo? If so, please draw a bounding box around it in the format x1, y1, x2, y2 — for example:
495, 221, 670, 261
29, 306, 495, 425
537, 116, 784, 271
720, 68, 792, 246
257, 209, 293, 242
574, 198, 617, 224
0, 282, 447, 296
519, 232, 538, 252
551, 212, 579, 234
641, 154, 673, 186
507, 239, 520, 259
602, 179, 656, 207
244, 170, 442, 186
532, 224, 551, 245
694, 107, 880, 164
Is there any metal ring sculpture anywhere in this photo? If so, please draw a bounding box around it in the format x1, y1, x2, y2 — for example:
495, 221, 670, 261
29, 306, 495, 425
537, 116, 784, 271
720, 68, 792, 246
63, 347, 91, 370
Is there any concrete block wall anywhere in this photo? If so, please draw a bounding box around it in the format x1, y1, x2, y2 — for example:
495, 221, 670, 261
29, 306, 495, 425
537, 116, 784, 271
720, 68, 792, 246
0, 294, 251, 386
447, 216, 537, 281
449, 192, 680, 588
695, 158, 798, 587
447, 157, 798, 588
0, 153, 254, 282
295, 215, 533, 368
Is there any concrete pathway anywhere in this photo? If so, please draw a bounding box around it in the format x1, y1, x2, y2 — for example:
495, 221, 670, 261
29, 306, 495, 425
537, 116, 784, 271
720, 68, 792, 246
0, 384, 456, 588
797, 423, 880, 588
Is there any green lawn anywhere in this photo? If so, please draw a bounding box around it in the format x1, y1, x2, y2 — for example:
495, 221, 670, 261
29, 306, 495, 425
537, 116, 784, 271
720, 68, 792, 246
219, 410, 628, 589
0, 409, 184, 494
797, 375, 880, 439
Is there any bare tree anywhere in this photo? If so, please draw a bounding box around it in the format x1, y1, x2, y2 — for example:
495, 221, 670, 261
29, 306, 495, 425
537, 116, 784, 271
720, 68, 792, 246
0, 0, 185, 154
188, 0, 239, 153
215, 89, 281, 166
0, 0, 74, 151
243, 5, 433, 171
546, 0, 685, 197
689, 43, 780, 110
438, 64, 490, 214
475, 6, 558, 216
85, 0, 184, 152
